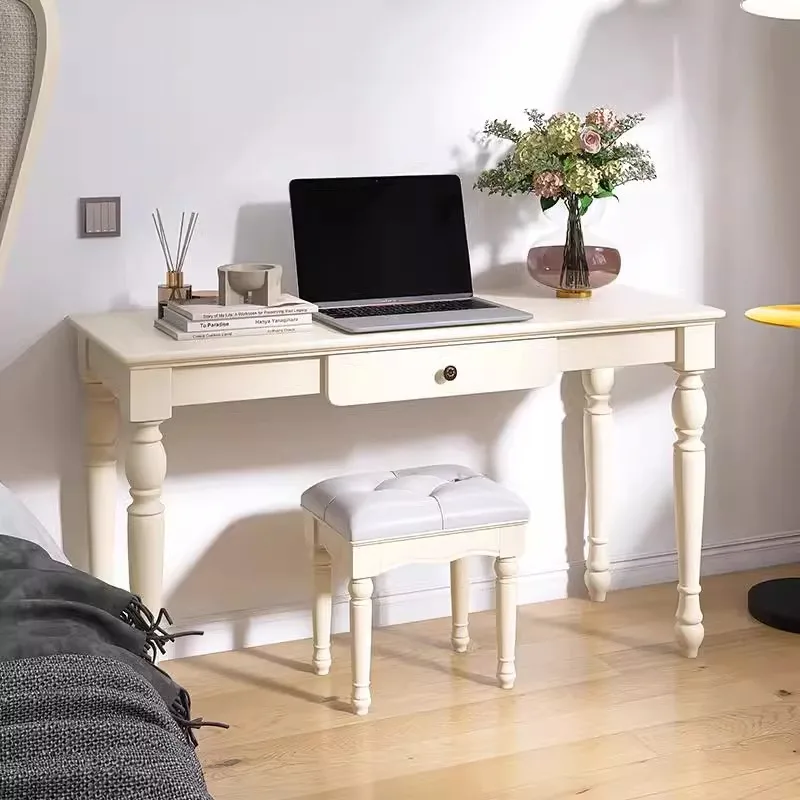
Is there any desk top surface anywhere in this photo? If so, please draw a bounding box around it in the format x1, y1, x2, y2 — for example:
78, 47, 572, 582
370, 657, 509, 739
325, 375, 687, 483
70, 286, 725, 368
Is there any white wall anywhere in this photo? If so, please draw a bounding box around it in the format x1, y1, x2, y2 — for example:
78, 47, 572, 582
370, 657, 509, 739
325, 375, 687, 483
2, 0, 800, 657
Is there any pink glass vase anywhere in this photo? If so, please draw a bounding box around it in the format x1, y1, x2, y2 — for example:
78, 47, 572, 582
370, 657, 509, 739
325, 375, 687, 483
526, 196, 621, 299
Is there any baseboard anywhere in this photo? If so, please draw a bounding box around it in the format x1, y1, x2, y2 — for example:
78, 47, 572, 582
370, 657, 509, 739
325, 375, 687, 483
167, 530, 800, 659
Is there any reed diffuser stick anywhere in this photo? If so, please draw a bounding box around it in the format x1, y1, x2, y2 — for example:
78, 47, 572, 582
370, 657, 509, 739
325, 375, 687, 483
154, 208, 175, 272
152, 213, 172, 272
177, 212, 198, 271
176, 212, 185, 272
153, 208, 199, 275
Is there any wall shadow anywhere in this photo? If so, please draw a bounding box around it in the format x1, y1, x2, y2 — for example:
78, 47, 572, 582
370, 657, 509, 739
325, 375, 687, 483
232, 203, 298, 295
166, 511, 309, 633
560, 0, 683, 114
471, 262, 531, 296
0, 324, 76, 483
455, 151, 533, 270
0, 322, 90, 568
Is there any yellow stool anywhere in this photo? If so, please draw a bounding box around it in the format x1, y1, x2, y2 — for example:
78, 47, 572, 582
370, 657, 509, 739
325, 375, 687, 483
744, 304, 800, 633
745, 305, 800, 329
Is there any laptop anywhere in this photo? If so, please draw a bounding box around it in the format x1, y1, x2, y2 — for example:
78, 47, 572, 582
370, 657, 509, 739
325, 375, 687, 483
288, 174, 532, 334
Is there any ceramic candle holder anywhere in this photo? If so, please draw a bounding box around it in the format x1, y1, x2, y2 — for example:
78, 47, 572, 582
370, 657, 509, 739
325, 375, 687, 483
218, 263, 283, 306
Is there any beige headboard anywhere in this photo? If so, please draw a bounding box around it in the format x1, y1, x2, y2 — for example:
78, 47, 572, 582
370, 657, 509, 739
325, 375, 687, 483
0, 0, 57, 281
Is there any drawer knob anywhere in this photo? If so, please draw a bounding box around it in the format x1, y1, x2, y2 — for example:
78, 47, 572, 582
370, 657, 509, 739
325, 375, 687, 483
442, 365, 458, 382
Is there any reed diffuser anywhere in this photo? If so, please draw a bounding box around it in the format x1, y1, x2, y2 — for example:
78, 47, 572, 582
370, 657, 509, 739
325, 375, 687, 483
155, 209, 199, 316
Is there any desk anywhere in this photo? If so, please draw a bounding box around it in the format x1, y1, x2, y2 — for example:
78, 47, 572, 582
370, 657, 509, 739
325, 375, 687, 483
70, 286, 725, 658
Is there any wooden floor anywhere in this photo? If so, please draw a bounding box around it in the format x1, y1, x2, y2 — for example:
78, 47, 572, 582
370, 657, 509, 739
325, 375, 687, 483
168, 566, 800, 799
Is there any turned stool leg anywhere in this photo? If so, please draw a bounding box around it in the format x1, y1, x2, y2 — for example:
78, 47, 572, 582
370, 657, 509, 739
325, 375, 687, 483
349, 577, 374, 716
312, 543, 333, 676
450, 558, 470, 653
495, 556, 518, 690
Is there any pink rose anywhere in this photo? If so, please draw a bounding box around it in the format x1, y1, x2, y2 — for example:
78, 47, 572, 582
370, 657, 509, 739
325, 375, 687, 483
533, 171, 564, 199
586, 107, 617, 131
580, 127, 603, 154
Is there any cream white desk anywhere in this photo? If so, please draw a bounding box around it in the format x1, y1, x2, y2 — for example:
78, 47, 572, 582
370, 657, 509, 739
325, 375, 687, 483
70, 286, 725, 658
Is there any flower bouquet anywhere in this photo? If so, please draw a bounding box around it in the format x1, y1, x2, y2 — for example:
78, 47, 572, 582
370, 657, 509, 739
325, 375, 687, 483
475, 107, 656, 297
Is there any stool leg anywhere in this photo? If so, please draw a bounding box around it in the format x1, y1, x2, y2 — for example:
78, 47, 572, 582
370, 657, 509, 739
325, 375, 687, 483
349, 577, 374, 716
495, 557, 518, 690
450, 559, 470, 653
312, 545, 333, 676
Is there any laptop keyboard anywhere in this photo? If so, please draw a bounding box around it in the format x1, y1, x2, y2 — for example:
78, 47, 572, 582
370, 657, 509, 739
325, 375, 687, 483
323, 299, 490, 319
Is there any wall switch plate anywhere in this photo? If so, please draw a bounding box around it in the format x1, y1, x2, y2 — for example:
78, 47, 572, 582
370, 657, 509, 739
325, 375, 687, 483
79, 196, 121, 237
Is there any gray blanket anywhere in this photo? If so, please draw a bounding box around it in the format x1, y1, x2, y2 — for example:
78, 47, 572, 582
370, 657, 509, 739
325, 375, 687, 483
0, 535, 223, 799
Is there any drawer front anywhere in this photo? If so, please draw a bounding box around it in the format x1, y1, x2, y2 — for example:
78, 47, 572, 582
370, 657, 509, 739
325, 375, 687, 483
557, 329, 676, 372
172, 358, 321, 407
325, 340, 557, 406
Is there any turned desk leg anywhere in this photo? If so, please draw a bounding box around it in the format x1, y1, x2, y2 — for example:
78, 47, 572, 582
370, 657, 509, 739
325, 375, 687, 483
85, 381, 119, 584
126, 421, 167, 611
672, 370, 707, 658
583, 368, 615, 602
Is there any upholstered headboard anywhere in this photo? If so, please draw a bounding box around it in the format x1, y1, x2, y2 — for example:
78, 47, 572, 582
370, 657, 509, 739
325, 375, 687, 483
0, 0, 56, 280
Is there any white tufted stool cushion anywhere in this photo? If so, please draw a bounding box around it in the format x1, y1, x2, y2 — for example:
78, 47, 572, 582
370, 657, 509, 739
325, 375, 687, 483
302, 464, 529, 716
301, 464, 530, 543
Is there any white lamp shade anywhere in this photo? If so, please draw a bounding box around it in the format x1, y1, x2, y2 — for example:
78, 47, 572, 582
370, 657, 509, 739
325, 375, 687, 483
741, 0, 800, 18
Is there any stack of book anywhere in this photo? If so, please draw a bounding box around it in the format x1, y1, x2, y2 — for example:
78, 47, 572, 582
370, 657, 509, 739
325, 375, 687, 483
154, 294, 317, 341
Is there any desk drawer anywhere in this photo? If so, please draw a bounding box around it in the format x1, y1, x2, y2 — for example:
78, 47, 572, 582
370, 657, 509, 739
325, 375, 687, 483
172, 358, 321, 407
325, 339, 557, 406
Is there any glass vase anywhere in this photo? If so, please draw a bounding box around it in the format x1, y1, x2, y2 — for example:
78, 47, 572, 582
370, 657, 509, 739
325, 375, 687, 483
527, 195, 621, 299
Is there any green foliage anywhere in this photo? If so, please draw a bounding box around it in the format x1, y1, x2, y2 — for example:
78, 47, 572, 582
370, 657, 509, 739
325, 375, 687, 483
474, 106, 656, 214
604, 142, 657, 185
610, 113, 645, 141
481, 119, 523, 143
523, 108, 548, 131
474, 152, 534, 197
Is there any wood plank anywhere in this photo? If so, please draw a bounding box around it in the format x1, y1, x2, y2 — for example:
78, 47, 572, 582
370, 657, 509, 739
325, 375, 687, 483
210, 732, 654, 800
636, 700, 800, 755
639, 765, 800, 800
494, 734, 800, 800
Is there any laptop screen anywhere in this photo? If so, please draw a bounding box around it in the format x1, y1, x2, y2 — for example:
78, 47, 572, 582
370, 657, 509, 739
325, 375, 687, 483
289, 174, 474, 305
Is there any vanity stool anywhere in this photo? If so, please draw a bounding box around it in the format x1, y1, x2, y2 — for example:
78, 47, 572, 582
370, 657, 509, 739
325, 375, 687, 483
301, 464, 529, 716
